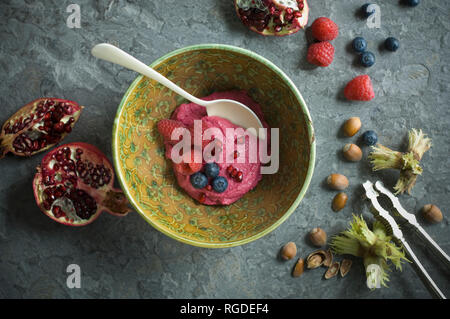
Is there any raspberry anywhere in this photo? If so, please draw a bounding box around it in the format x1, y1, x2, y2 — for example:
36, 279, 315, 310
311, 17, 339, 41
344, 75, 375, 101
157, 119, 186, 144
173, 149, 202, 175
307, 41, 335, 67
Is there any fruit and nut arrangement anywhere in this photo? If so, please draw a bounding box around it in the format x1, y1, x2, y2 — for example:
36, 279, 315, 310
234, 0, 445, 287
1, 98, 131, 226
279, 230, 353, 280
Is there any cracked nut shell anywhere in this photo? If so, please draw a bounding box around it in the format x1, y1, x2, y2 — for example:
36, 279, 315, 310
324, 261, 340, 279
340, 259, 352, 277
323, 249, 333, 267
306, 250, 327, 269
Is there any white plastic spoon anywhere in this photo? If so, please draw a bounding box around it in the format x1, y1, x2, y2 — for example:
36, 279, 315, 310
91, 43, 265, 139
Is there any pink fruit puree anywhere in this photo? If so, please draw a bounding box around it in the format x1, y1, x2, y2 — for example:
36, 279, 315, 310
162, 90, 271, 205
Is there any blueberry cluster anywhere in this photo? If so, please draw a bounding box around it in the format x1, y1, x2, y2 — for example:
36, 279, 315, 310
351, 36, 375, 68
190, 162, 229, 193
353, 4, 403, 67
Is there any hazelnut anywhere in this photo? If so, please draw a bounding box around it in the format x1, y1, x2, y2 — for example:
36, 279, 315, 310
343, 143, 362, 161
280, 242, 297, 260
332, 192, 348, 212
421, 204, 443, 223
292, 258, 305, 277
326, 173, 349, 190
342, 117, 361, 137
309, 227, 327, 247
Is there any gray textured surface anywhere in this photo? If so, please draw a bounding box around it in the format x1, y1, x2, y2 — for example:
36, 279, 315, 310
0, 0, 449, 299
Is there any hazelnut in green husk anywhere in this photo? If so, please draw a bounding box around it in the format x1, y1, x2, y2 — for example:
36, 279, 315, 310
368, 129, 432, 194
331, 215, 409, 288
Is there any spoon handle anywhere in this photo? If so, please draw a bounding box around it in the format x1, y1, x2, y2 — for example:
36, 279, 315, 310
91, 43, 207, 106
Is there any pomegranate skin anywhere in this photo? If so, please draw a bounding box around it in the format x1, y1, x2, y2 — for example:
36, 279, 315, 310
0, 98, 83, 159
235, 0, 309, 37
33, 142, 131, 226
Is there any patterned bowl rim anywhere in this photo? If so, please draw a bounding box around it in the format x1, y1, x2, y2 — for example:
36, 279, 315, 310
112, 43, 316, 248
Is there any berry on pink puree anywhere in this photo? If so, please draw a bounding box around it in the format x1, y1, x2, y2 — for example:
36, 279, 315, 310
157, 90, 271, 205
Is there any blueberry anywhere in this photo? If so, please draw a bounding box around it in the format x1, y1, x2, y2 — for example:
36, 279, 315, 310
190, 172, 208, 189
384, 37, 400, 52
212, 176, 228, 193
362, 130, 378, 146
352, 37, 367, 53
404, 0, 420, 6
361, 3, 376, 17
204, 162, 220, 178
360, 51, 375, 67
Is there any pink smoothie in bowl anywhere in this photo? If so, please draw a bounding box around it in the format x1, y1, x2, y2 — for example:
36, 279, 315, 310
158, 90, 271, 205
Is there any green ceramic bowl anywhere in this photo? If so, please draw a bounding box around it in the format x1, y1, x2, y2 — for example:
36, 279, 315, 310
112, 44, 315, 248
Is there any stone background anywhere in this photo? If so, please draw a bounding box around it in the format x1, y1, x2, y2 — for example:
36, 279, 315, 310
0, 0, 449, 299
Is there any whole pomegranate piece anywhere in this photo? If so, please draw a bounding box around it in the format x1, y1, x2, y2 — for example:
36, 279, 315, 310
0, 98, 83, 158
33, 142, 131, 226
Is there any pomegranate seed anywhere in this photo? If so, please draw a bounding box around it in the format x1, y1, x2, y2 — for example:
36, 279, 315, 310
53, 122, 65, 133
286, 8, 293, 14
43, 200, 51, 210
52, 205, 65, 218
231, 168, 238, 178
64, 105, 73, 114
233, 151, 239, 159
227, 165, 233, 174
198, 193, 206, 204
206, 185, 212, 191
275, 25, 282, 32
235, 171, 243, 183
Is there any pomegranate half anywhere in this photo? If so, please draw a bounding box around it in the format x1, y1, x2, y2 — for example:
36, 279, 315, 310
0, 98, 83, 158
235, 0, 309, 36
33, 142, 131, 226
